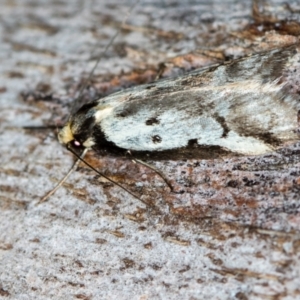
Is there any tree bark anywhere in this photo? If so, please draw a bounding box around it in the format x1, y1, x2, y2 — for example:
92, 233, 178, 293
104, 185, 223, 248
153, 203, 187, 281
0, 0, 300, 298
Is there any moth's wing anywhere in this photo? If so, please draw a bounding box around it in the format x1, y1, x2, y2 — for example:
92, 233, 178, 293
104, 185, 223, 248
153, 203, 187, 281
97, 44, 300, 155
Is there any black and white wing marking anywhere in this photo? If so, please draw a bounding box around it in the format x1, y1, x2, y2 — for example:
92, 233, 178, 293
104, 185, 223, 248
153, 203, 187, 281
94, 45, 300, 155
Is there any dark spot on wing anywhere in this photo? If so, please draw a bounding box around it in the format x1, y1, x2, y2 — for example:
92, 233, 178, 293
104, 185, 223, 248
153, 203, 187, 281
152, 135, 162, 143
115, 108, 131, 118
116, 112, 127, 118
188, 139, 198, 147
252, 132, 281, 146
146, 117, 160, 126
214, 113, 230, 138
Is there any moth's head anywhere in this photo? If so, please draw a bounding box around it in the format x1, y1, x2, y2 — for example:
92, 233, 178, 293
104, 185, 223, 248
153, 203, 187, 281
58, 102, 98, 151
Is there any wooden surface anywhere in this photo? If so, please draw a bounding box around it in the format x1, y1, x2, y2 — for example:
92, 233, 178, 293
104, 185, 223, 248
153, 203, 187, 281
0, 0, 300, 299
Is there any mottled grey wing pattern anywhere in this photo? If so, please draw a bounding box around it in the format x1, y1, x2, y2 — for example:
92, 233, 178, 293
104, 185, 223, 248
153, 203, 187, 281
94, 45, 300, 155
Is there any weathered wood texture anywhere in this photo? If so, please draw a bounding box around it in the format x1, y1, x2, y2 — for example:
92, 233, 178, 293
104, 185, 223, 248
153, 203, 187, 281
0, 0, 300, 299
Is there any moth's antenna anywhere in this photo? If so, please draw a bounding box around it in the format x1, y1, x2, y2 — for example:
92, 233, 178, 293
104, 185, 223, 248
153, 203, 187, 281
39, 1, 140, 204
38, 148, 89, 204
66, 146, 150, 207
23, 126, 61, 130
73, 0, 140, 112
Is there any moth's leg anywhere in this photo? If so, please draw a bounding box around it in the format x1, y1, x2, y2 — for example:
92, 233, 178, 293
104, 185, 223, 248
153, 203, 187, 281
155, 62, 167, 80
38, 148, 89, 204
135, 159, 175, 192
126, 154, 174, 192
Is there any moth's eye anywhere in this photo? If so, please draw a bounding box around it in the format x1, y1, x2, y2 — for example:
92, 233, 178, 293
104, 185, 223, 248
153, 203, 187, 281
71, 140, 82, 148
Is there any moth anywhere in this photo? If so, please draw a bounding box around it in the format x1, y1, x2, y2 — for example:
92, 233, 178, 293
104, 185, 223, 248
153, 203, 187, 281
59, 44, 300, 163
41, 43, 300, 203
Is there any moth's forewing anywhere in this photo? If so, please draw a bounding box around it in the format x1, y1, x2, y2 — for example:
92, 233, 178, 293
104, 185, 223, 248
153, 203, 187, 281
62, 44, 300, 159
